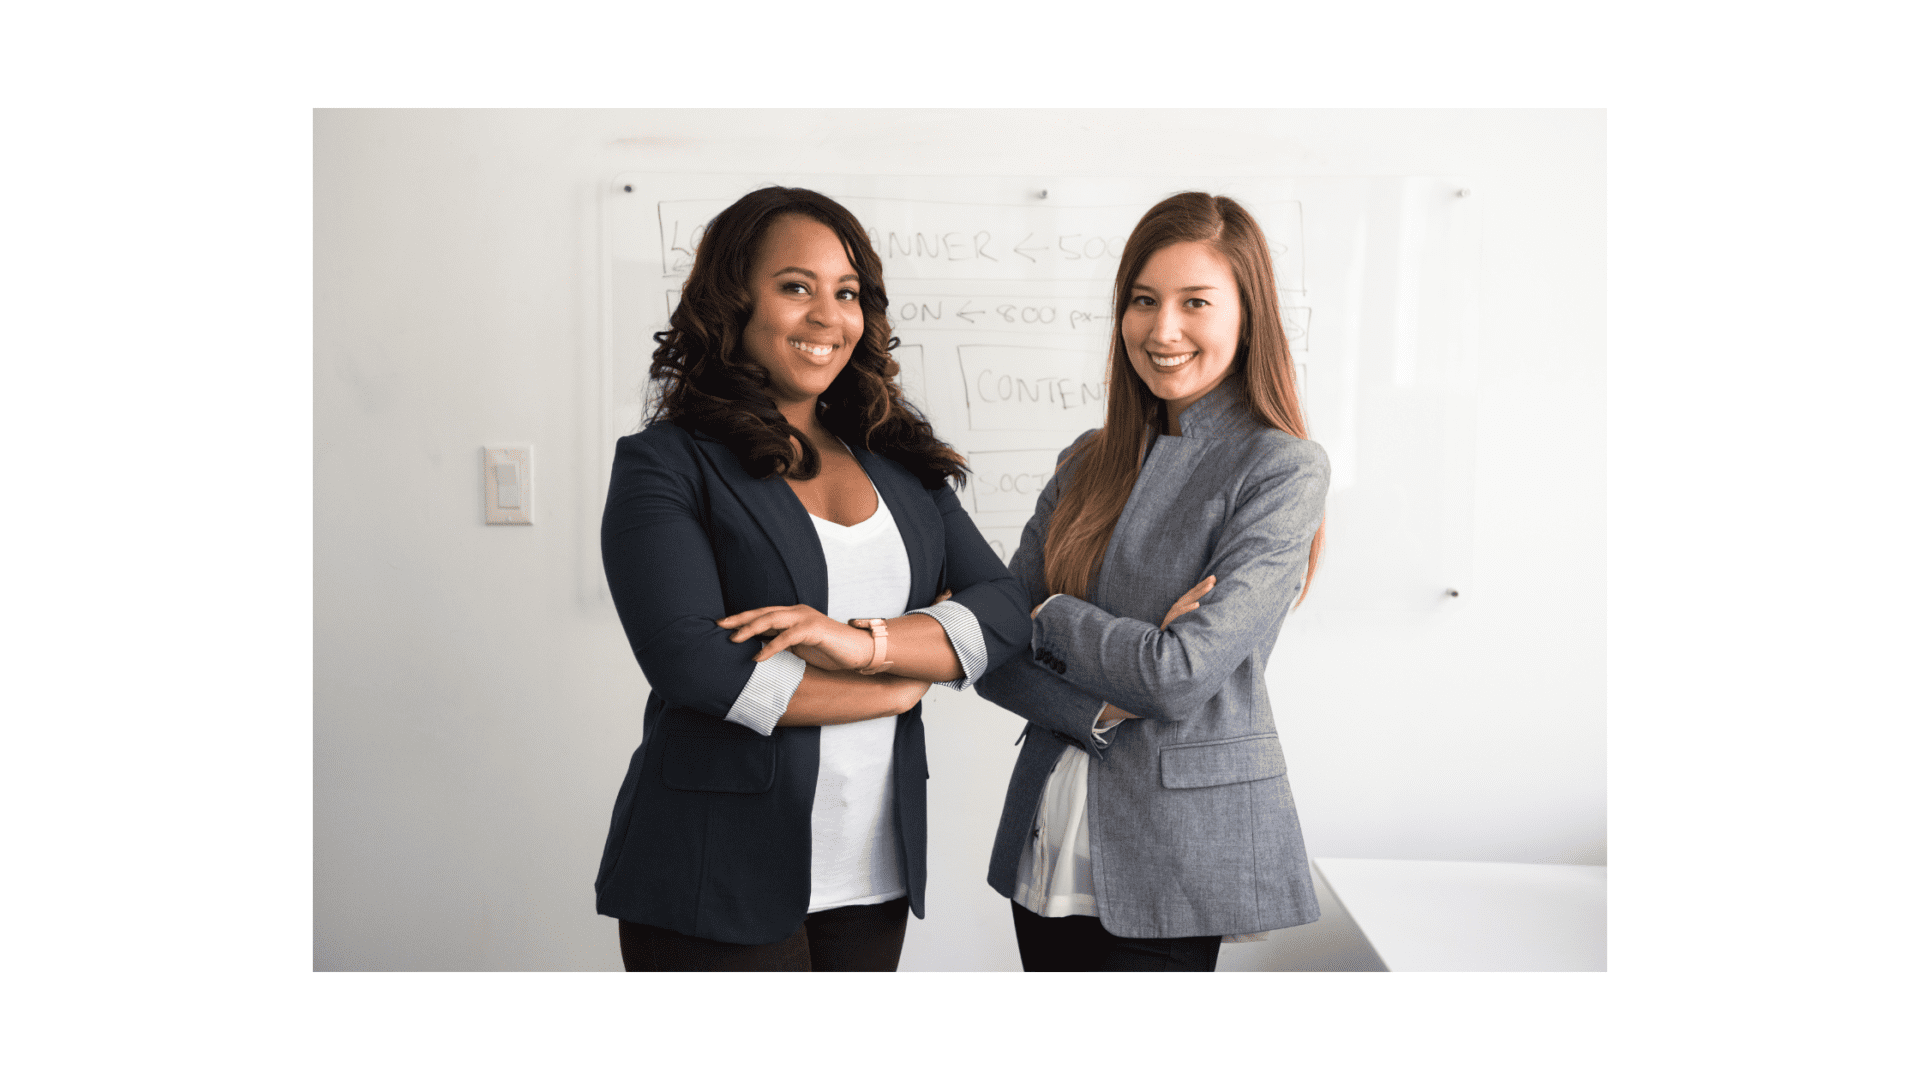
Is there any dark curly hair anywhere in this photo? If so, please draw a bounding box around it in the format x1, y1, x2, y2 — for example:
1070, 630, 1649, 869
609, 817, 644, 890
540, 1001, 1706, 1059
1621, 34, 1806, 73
647, 186, 968, 490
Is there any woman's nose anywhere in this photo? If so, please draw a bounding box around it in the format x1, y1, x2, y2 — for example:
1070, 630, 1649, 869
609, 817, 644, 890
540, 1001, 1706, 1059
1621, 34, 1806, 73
1150, 307, 1181, 342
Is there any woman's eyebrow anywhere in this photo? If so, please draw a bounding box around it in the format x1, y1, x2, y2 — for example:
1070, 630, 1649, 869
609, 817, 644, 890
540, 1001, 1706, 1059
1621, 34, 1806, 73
770, 268, 861, 284
1133, 283, 1220, 293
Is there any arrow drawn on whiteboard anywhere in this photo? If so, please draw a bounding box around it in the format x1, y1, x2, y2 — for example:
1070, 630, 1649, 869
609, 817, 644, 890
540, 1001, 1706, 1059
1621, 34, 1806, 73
1013, 234, 1049, 262
955, 301, 984, 324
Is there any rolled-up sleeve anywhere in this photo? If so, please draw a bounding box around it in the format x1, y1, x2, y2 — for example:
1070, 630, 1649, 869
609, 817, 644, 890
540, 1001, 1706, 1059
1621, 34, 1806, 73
722, 650, 806, 736
906, 598, 989, 691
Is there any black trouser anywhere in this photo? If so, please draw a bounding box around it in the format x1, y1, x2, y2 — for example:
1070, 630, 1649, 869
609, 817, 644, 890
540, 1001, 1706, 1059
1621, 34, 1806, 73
619, 897, 910, 972
1010, 900, 1222, 971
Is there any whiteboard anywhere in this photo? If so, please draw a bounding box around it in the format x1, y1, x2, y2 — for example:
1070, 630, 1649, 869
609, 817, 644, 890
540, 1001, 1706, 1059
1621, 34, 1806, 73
603, 173, 1477, 614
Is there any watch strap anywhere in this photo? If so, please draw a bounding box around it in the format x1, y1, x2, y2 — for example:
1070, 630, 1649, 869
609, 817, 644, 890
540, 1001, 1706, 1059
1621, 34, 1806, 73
848, 617, 893, 674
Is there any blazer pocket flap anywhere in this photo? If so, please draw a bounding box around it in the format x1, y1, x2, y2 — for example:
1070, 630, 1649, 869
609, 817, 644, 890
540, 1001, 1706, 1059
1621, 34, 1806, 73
661, 734, 776, 794
1160, 734, 1285, 789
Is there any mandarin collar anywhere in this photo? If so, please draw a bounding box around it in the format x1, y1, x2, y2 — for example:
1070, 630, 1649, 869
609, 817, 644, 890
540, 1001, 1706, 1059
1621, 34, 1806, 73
1167, 371, 1253, 439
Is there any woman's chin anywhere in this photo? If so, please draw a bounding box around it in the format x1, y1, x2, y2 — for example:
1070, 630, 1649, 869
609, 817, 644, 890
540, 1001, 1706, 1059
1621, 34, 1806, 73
766, 372, 846, 409
1143, 372, 1197, 402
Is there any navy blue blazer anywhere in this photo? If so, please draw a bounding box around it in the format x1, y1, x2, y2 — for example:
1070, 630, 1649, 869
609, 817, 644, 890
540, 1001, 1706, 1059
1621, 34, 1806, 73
595, 420, 1030, 945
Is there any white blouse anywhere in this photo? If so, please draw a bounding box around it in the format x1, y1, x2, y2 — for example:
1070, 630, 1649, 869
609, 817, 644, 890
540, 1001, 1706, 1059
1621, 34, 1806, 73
1010, 711, 1120, 917
715, 474, 990, 914
804, 488, 913, 912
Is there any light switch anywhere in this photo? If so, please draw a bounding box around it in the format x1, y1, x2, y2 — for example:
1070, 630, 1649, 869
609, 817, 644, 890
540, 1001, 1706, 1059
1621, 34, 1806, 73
484, 445, 533, 525
495, 463, 522, 507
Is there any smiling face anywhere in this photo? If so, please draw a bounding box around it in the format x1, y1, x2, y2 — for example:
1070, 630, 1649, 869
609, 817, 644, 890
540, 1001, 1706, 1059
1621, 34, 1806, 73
742, 213, 865, 413
1121, 240, 1244, 424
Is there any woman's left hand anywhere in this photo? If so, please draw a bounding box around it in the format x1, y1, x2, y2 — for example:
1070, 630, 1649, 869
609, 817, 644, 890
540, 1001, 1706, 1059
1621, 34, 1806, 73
717, 604, 877, 670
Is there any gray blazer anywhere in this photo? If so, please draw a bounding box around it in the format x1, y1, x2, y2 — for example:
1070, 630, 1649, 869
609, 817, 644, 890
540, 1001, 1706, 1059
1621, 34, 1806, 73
976, 375, 1331, 939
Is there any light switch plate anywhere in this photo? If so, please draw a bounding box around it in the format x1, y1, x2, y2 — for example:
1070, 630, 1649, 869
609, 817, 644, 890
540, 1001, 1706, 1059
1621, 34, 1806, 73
484, 445, 533, 524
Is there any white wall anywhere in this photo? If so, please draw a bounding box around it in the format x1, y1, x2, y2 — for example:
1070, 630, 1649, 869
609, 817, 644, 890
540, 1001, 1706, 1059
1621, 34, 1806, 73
314, 109, 1604, 971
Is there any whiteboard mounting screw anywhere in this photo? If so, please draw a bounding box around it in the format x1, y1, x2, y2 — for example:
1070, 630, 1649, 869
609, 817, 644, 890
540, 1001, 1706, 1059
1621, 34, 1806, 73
1038, 189, 1048, 199
623, 184, 633, 193
1456, 188, 1470, 198
1446, 588, 1460, 598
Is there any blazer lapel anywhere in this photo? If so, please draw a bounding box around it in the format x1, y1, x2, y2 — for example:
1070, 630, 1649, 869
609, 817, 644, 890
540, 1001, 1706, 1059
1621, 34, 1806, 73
855, 446, 944, 608
694, 436, 829, 611
1099, 436, 1210, 609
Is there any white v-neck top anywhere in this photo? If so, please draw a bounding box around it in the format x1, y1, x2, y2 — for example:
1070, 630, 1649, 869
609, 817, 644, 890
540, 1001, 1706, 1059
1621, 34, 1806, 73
803, 484, 913, 912
714, 457, 995, 912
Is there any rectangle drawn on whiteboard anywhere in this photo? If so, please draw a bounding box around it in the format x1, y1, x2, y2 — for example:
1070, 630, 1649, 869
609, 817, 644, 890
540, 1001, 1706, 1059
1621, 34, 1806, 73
957, 344, 1107, 432
1282, 305, 1312, 353
892, 344, 928, 409
892, 293, 1111, 334
967, 448, 1059, 516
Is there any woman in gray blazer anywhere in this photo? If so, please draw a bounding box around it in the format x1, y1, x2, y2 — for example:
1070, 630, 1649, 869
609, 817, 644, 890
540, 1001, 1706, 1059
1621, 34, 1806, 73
975, 192, 1331, 971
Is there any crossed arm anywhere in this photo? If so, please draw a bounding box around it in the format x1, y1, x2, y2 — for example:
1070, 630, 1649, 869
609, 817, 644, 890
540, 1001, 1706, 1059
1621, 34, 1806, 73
716, 597, 960, 727
973, 435, 1327, 745
739, 576, 1204, 729
716, 472, 1028, 729
1025, 443, 1328, 720
602, 435, 936, 730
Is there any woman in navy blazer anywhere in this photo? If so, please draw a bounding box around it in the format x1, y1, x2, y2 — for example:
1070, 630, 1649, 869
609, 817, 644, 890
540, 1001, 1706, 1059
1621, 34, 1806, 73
595, 187, 1029, 971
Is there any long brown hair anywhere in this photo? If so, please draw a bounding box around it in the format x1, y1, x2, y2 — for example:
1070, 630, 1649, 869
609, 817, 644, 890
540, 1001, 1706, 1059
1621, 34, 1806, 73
1043, 192, 1325, 602
648, 186, 967, 489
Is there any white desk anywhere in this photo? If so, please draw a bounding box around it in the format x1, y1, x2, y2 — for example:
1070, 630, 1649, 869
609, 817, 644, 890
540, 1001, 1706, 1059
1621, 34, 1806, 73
1312, 858, 1607, 972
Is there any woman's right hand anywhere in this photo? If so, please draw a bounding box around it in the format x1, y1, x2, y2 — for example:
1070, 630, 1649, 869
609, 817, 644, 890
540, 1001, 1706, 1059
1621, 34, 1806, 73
717, 603, 877, 670
1162, 575, 1215, 629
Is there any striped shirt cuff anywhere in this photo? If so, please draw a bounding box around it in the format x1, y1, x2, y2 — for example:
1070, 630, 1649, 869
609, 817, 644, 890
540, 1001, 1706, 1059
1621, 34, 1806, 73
906, 599, 988, 692
723, 649, 805, 736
